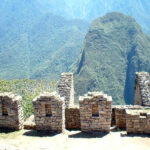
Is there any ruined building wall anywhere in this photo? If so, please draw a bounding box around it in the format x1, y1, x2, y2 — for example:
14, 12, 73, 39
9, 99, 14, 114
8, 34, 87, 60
134, 72, 150, 106
114, 105, 143, 129
111, 106, 116, 126
58, 73, 74, 108
126, 109, 150, 134
33, 92, 65, 132
65, 106, 81, 130
79, 92, 112, 132
0, 92, 24, 130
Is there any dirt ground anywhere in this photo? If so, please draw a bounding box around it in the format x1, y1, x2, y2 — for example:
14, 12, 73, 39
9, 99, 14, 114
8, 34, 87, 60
0, 129, 150, 150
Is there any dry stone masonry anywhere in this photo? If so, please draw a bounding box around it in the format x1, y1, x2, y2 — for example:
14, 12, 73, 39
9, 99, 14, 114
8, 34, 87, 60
58, 73, 74, 108
33, 92, 65, 132
114, 105, 143, 129
1, 71, 150, 135
65, 106, 81, 130
0, 92, 23, 130
126, 109, 150, 134
24, 115, 36, 130
79, 92, 112, 132
134, 72, 150, 106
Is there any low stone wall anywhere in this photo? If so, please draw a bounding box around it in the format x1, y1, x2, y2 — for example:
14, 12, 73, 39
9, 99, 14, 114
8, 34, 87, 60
65, 106, 80, 130
126, 109, 150, 134
24, 115, 36, 130
115, 106, 127, 129
0, 92, 24, 130
79, 92, 112, 132
33, 92, 65, 132
115, 105, 145, 129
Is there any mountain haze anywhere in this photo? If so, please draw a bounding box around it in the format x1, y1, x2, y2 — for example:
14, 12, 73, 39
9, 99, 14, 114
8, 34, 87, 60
75, 12, 150, 104
37, 0, 150, 34
0, 0, 89, 79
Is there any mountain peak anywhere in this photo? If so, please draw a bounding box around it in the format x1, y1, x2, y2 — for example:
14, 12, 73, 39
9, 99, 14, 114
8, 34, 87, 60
75, 12, 150, 104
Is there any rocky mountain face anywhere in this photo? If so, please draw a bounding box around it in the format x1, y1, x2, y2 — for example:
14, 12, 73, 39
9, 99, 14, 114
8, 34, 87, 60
74, 12, 150, 104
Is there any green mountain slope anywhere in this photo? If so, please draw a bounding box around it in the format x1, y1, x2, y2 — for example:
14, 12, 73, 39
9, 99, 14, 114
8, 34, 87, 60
29, 14, 89, 79
0, 1, 89, 80
74, 12, 150, 104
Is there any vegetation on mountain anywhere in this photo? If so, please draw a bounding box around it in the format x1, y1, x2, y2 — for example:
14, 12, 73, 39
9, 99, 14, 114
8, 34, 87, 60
0, 0, 89, 80
1, 0, 150, 81
75, 12, 150, 104
1, 1, 150, 105
0, 79, 57, 119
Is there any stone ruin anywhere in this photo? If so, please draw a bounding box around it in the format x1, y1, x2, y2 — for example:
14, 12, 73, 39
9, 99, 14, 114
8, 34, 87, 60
113, 105, 143, 129
58, 73, 74, 108
126, 109, 150, 134
0, 92, 23, 130
65, 106, 81, 130
79, 92, 112, 132
1, 71, 150, 135
134, 72, 150, 106
33, 92, 65, 132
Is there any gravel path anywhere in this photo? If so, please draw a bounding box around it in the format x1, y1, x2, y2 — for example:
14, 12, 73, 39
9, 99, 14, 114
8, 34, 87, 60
0, 130, 150, 150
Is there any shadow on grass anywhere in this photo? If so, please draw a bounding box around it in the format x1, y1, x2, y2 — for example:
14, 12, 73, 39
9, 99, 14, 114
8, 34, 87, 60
23, 130, 59, 137
69, 131, 108, 138
120, 132, 150, 138
0, 128, 16, 134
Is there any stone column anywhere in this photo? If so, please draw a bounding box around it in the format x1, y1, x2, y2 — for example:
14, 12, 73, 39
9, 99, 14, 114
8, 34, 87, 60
58, 73, 74, 108
134, 72, 150, 106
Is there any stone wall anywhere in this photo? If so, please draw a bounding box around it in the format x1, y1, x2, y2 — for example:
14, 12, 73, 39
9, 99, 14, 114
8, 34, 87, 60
115, 105, 143, 129
0, 92, 23, 130
79, 92, 112, 132
33, 92, 65, 132
111, 106, 116, 126
58, 73, 74, 108
134, 72, 150, 106
115, 106, 127, 129
126, 109, 150, 134
65, 106, 80, 130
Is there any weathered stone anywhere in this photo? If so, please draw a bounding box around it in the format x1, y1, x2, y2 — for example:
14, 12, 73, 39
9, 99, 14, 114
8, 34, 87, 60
79, 92, 112, 132
24, 115, 36, 130
33, 92, 65, 132
0, 92, 24, 130
65, 105, 81, 130
114, 105, 145, 129
134, 72, 150, 106
126, 108, 150, 134
58, 73, 74, 108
